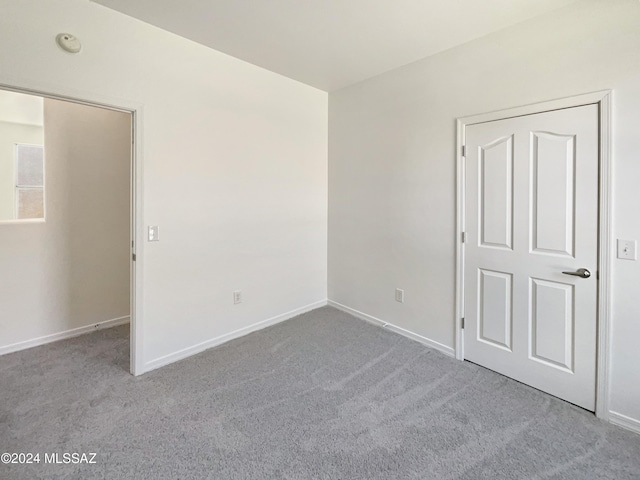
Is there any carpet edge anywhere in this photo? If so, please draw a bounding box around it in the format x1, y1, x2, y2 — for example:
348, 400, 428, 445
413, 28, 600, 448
143, 299, 329, 373
0, 315, 130, 356
327, 300, 455, 357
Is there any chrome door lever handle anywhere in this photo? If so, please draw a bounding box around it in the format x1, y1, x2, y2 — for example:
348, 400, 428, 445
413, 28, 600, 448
562, 268, 591, 279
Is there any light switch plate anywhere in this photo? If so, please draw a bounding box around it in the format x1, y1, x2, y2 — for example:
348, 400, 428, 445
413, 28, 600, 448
148, 226, 159, 242
617, 239, 636, 260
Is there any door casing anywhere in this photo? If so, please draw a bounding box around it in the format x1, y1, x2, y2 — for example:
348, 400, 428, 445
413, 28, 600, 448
0, 81, 146, 376
455, 91, 612, 419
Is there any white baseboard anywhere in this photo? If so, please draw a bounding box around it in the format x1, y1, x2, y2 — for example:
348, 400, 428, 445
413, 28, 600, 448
144, 299, 328, 373
327, 300, 455, 357
609, 411, 640, 435
0, 315, 130, 356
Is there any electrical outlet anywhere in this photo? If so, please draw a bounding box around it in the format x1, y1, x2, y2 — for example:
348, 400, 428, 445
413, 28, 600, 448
233, 290, 242, 304
617, 239, 637, 260
395, 288, 404, 303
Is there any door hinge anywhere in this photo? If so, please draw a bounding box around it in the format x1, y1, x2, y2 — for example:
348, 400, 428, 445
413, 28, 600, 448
461, 145, 466, 157
461, 317, 465, 329
132, 253, 136, 262
461, 232, 466, 243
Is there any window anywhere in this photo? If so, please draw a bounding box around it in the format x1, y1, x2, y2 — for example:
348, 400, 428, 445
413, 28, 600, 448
15, 144, 45, 219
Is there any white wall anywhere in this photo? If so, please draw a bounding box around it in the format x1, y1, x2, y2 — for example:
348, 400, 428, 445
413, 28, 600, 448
0, 121, 43, 220
329, 0, 640, 424
0, 0, 328, 367
0, 99, 131, 350
0, 90, 44, 126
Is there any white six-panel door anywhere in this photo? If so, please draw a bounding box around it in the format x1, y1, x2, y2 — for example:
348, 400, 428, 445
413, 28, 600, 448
464, 105, 599, 411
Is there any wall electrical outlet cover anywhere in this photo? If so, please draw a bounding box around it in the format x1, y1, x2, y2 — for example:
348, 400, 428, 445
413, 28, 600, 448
395, 288, 404, 303
233, 290, 242, 304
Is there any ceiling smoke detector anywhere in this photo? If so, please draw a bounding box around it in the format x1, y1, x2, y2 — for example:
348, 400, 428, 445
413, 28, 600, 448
56, 33, 82, 54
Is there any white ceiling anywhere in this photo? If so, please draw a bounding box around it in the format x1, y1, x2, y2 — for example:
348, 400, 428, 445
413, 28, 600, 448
92, 0, 579, 91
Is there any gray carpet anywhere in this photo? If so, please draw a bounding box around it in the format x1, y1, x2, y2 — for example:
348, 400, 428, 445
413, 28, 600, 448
1, 306, 639, 480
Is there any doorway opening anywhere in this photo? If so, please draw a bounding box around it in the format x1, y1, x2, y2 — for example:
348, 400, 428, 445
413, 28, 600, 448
0, 86, 141, 375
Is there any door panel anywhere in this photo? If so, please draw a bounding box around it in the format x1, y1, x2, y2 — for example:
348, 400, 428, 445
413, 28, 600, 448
531, 132, 575, 256
478, 269, 513, 351
480, 135, 513, 250
464, 104, 598, 411
530, 278, 574, 372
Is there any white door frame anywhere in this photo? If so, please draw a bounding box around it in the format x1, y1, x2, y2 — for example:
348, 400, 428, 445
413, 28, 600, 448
0, 81, 146, 376
455, 90, 612, 419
